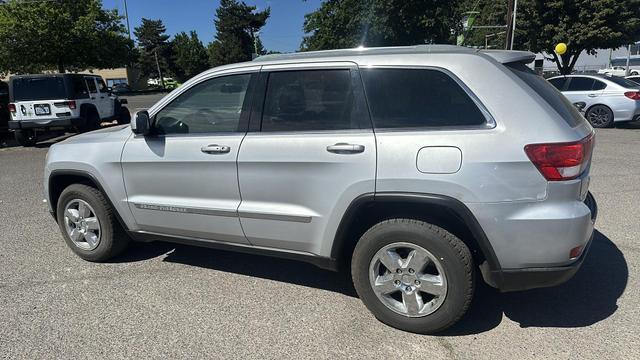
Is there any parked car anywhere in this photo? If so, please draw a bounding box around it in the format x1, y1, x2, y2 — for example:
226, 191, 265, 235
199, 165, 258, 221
44, 45, 597, 334
7, 74, 131, 146
597, 66, 638, 77
111, 83, 131, 94
547, 74, 640, 127
0, 81, 9, 133
626, 75, 640, 85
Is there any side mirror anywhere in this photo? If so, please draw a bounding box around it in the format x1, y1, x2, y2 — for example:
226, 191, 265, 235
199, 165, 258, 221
573, 102, 586, 111
106, 87, 113, 93
131, 110, 151, 135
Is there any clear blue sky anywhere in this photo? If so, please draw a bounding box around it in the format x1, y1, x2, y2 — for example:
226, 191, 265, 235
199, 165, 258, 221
102, 0, 323, 53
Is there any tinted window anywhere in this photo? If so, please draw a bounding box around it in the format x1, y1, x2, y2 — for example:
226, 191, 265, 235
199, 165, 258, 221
547, 77, 566, 90
11, 77, 66, 101
506, 63, 586, 127
605, 76, 640, 89
361, 68, 486, 128
627, 76, 640, 85
85, 78, 97, 93
261, 70, 361, 132
592, 80, 607, 90
70, 77, 89, 99
97, 78, 108, 93
566, 77, 595, 91
155, 74, 251, 134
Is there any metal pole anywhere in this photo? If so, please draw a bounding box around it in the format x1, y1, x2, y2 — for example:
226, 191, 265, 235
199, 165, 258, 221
154, 50, 165, 89
626, 44, 632, 77
510, 0, 518, 50
123, 0, 131, 40
505, 0, 514, 49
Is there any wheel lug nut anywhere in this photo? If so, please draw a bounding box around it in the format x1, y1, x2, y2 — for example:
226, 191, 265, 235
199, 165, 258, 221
405, 286, 411, 292
394, 280, 400, 285
396, 269, 402, 274
415, 280, 421, 286
408, 268, 415, 274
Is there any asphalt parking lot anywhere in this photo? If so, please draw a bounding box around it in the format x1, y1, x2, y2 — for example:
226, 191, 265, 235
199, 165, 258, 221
0, 95, 638, 359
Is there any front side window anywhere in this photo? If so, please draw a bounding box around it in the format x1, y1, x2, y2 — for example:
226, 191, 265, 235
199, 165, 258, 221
154, 73, 251, 134
361, 68, 486, 129
261, 69, 361, 132
97, 78, 108, 93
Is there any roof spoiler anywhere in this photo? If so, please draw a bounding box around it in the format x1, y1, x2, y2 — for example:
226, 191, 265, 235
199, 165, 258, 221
479, 50, 536, 64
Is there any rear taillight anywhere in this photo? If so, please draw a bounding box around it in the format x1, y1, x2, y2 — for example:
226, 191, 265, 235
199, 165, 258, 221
8, 103, 16, 113
524, 133, 594, 181
67, 100, 76, 109
624, 91, 640, 100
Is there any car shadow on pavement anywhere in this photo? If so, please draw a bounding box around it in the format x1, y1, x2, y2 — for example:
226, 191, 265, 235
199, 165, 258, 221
114, 240, 358, 297
441, 230, 627, 335
114, 229, 626, 334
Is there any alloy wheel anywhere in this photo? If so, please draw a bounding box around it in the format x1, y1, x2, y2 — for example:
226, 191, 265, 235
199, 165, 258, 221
63, 199, 101, 251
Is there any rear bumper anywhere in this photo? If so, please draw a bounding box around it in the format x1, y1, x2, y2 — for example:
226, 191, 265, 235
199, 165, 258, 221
8, 118, 84, 130
482, 192, 598, 292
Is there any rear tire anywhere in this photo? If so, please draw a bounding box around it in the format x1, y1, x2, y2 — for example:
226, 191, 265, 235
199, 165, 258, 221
351, 219, 474, 334
586, 105, 614, 128
56, 184, 130, 262
79, 109, 100, 133
118, 106, 131, 124
14, 129, 37, 146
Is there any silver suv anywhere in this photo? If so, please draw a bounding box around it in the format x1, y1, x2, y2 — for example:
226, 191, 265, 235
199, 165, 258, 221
44, 45, 597, 334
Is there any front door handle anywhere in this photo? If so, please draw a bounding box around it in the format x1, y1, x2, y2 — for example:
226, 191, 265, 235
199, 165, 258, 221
326, 143, 365, 154
201, 144, 231, 154
588, 94, 597, 97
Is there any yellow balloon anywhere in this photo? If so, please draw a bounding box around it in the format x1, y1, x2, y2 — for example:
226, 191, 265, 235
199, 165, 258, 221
555, 43, 567, 55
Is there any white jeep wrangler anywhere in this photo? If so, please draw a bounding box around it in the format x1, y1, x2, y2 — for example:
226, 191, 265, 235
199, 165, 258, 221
7, 74, 130, 146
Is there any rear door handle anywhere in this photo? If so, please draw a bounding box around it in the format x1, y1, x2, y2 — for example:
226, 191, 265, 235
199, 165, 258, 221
588, 94, 597, 97
326, 143, 365, 154
201, 144, 231, 154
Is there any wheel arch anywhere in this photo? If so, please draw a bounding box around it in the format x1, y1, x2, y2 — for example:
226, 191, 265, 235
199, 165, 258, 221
331, 192, 501, 273
79, 103, 99, 118
48, 169, 129, 231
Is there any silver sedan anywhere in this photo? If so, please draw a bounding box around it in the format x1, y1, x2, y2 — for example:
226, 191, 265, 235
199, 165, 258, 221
547, 74, 640, 127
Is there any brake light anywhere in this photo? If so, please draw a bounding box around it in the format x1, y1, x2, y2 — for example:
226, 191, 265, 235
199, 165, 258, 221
524, 134, 594, 181
624, 91, 640, 100
8, 103, 16, 113
67, 100, 76, 110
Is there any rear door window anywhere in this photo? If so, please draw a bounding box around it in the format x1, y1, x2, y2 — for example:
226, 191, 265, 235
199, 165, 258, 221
566, 77, 595, 91
261, 69, 364, 132
360, 68, 487, 129
85, 77, 98, 94
71, 77, 89, 99
506, 63, 586, 127
11, 77, 66, 101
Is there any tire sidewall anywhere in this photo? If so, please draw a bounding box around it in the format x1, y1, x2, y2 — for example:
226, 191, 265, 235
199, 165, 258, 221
352, 220, 473, 334
56, 185, 115, 261
586, 105, 614, 128
118, 106, 131, 124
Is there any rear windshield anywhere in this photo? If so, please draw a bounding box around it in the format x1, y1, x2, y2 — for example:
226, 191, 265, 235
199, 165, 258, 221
506, 63, 586, 127
11, 77, 67, 101
605, 76, 640, 89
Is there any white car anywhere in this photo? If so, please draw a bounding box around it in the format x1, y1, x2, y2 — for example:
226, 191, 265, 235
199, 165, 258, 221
597, 66, 639, 76
7, 74, 130, 146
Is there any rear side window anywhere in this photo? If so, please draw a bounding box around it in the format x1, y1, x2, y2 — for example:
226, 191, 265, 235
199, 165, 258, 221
70, 77, 89, 99
566, 77, 595, 91
261, 69, 362, 132
11, 77, 66, 101
85, 78, 97, 93
360, 68, 486, 129
506, 63, 585, 127
592, 80, 607, 90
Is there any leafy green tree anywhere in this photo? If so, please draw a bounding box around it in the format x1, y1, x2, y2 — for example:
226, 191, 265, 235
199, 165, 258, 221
457, 0, 508, 49
515, 0, 640, 74
171, 31, 210, 82
301, 0, 463, 51
0, 0, 133, 74
208, 0, 270, 67
134, 18, 172, 84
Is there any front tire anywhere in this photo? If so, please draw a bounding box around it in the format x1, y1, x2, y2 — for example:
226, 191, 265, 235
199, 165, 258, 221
14, 129, 37, 146
586, 105, 614, 128
351, 219, 474, 334
56, 184, 129, 261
